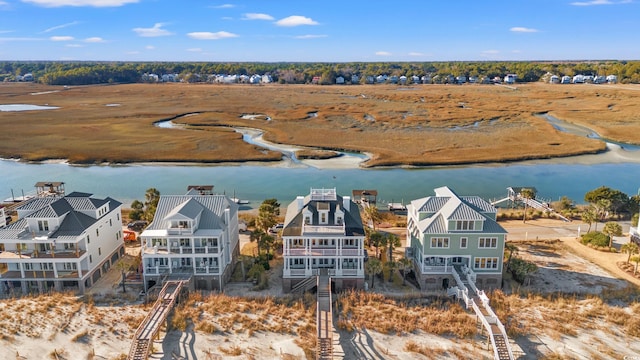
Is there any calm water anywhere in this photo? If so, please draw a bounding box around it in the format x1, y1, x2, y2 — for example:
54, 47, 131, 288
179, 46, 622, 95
2, 159, 639, 208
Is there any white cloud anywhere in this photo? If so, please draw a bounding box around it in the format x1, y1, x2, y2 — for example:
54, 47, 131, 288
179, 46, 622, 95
22, 0, 139, 7
145, 45, 154, 50
187, 31, 238, 40
242, 13, 274, 21
375, 51, 392, 56
510, 27, 539, 33
187, 48, 203, 52
294, 34, 327, 39
212, 3, 234, 8
571, 0, 630, 5
133, 23, 172, 37
84, 36, 104, 43
50, 35, 74, 41
275, 15, 318, 27
408, 52, 424, 56
43, 21, 80, 33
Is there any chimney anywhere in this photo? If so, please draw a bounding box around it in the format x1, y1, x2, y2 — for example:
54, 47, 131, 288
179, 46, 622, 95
343, 196, 351, 212
296, 196, 304, 212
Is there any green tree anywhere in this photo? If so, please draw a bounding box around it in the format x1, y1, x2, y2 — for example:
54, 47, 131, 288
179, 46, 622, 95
621, 242, 639, 263
520, 188, 536, 223
129, 200, 144, 221
143, 188, 160, 222
603, 221, 623, 250
365, 258, 383, 289
256, 198, 280, 233
250, 229, 266, 257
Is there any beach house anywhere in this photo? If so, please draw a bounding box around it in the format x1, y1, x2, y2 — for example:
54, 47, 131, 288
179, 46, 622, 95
139, 190, 240, 292
281, 188, 366, 292
0, 192, 124, 295
406, 186, 507, 290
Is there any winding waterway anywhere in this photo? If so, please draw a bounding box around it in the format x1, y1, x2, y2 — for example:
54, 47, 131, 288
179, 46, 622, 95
2, 115, 639, 207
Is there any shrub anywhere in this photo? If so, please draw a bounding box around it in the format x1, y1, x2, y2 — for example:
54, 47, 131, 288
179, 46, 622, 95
581, 231, 609, 247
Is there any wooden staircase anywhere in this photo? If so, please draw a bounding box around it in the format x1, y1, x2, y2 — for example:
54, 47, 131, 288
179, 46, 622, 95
291, 275, 317, 294
316, 270, 333, 360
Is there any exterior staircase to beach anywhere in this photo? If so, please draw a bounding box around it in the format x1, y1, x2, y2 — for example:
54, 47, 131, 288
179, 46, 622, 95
316, 270, 333, 360
448, 267, 514, 360
291, 275, 318, 294
127, 280, 187, 360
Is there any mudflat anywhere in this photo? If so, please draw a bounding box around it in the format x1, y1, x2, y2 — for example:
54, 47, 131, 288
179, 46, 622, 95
1, 82, 639, 167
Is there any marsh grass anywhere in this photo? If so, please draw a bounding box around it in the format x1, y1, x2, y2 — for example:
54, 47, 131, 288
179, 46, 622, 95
3, 82, 634, 167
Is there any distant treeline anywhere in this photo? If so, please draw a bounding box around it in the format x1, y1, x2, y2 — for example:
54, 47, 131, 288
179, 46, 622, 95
2, 60, 640, 86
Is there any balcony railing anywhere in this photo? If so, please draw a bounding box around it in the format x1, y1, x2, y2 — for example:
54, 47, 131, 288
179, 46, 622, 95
302, 224, 345, 235
283, 268, 363, 278
284, 248, 362, 257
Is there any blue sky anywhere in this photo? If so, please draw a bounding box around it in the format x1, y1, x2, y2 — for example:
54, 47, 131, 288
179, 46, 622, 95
0, 0, 638, 62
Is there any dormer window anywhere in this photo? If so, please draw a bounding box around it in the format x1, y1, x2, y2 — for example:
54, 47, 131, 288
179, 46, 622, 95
455, 220, 474, 231
38, 220, 49, 232
178, 220, 188, 228
336, 216, 343, 225
304, 216, 311, 225
320, 212, 327, 224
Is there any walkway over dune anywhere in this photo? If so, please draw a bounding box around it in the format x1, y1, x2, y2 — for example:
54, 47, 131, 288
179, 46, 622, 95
128, 280, 188, 360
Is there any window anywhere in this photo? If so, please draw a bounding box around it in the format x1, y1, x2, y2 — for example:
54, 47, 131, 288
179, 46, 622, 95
117, 213, 120, 221
292, 238, 303, 247
430, 237, 449, 248
289, 258, 305, 268
87, 235, 90, 244
336, 216, 343, 225
89, 255, 93, 263
320, 212, 327, 224
460, 237, 468, 249
38, 220, 49, 232
180, 238, 190, 247
24, 263, 33, 270
109, 219, 112, 226
456, 220, 475, 231
342, 258, 358, 269
474, 257, 499, 269
344, 238, 358, 247
479, 237, 498, 248
96, 229, 99, 237
98, 247, 101, 256
304, 216, 311, 225
63, 263, 77, 271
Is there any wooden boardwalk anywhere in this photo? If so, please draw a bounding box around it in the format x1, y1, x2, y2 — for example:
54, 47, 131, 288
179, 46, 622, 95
127, 281, 186, 360
316, 270, 333, 360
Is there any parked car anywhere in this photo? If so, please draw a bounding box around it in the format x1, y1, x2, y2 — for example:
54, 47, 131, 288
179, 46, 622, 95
127, 220, 148, 231
269, 223, 284, 234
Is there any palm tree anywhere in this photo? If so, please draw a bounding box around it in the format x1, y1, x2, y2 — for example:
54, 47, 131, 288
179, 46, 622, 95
250, 229, 266, 257
384, 260, 397, 282
631, 255, 640, 275
362, 205, 381, 231
603, 221, 623, 250
365, 258, 383, 289
398, 257, 413, 286
114, 256, 134, 293
505, 243, 518, 271
581, 208, 597, 233
369, 231, 384, 259
384, 233, 401, 262
520, 188, 535, 223
621, 242, 639, 263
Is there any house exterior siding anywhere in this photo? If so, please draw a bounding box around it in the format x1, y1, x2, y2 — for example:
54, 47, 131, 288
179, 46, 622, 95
281, 188, 365, 292
406, 187, 506, 290
140, 192, 239, 292
0, 192, 124, 295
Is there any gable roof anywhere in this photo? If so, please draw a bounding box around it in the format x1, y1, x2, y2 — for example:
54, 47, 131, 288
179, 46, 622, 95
147, 195, 236, 231
412, 186, 505, 235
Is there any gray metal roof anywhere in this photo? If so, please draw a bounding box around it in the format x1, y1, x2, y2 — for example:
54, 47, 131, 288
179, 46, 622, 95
147, 195, 236, 231
282, 193, 364, 237
414, 186, 506, 235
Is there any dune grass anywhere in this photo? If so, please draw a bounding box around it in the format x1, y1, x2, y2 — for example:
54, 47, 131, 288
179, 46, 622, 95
3, 82, 638, 166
